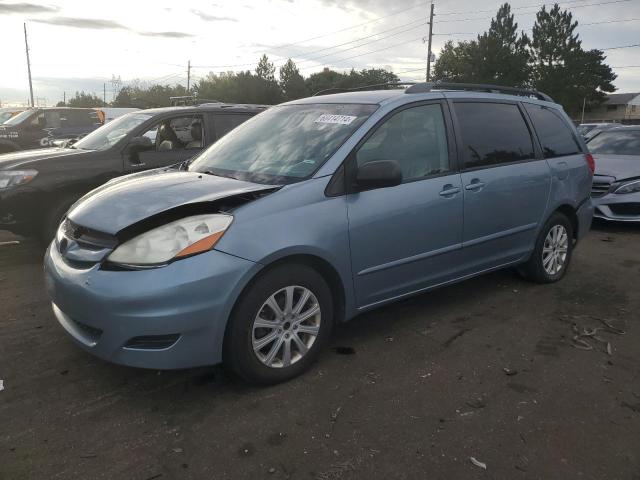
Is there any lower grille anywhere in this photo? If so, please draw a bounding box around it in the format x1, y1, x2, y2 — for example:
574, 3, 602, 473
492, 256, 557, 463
123, 334, 180, 350
609, 203, 640, 216
71, 318, 103, 340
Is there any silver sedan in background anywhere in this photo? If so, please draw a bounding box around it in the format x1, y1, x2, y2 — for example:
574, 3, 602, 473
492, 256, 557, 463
589, 126, 640, 222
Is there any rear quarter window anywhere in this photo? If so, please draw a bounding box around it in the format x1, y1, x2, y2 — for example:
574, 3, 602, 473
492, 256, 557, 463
453, 102, 534, 169
524, 103, 581, 158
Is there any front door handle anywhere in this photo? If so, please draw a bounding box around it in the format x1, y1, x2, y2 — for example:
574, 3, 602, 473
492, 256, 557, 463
439, 185, 461, 197
465, 179, 485, 191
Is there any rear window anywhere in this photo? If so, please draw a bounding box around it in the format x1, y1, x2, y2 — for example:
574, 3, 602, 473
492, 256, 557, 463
454, 102, 534, 169
587, 130, 640, 155
524, 104, 581, 158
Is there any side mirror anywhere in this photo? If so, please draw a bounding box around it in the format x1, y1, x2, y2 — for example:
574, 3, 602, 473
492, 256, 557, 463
354, 160, 402, 191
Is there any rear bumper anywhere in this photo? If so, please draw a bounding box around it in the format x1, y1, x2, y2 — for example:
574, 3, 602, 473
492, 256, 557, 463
592, 191, 640, 223
576, 198, 594, 241
44, 242, 261, 369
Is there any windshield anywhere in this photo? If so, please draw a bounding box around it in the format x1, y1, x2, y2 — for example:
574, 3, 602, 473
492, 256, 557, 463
73, 112, 153, 151
3, 109, 35, 126
578, 125, 599, 135
0, 112, 15, 124
189, 103, 378, 184
588, 130, 640, 156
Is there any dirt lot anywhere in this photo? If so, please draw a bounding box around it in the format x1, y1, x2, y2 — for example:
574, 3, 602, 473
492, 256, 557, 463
0, 222, 639, 480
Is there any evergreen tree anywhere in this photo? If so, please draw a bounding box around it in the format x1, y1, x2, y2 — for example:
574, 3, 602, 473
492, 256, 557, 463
530, 4, 615, 115
279, 59, 308, 100
476, 3, 530, 86
255, 54, 276, 82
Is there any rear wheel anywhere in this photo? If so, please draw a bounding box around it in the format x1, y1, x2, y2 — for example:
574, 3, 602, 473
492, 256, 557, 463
519, 212, 573, 283
223, 264, 333, 385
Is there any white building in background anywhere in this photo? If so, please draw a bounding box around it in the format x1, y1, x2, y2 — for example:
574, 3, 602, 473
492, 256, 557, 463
581, 92, 640, 124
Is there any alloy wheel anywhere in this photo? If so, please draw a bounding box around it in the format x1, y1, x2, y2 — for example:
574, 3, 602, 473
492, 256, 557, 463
251, 285, 321, 368
542, 224, 569, 276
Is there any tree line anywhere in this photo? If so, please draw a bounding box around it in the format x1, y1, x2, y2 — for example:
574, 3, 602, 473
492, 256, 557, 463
60, 59, 399, 109
432, 3, 616, 116
61, 2, 616, 117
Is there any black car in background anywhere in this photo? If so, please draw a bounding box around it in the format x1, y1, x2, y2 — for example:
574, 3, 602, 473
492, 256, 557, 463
0, 103, 267, 241
0, 107, 103, 153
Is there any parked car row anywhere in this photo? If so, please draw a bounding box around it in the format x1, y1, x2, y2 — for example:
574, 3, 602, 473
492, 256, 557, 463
0, 103, 266, 241
0, 106, 141, 153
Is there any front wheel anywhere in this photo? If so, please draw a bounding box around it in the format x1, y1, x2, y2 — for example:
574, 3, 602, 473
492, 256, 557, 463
223, 264, 333, 385
519, 212, 573, 284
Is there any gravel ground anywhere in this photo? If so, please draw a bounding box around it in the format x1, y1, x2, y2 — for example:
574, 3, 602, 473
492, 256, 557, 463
0, 222, 639, 480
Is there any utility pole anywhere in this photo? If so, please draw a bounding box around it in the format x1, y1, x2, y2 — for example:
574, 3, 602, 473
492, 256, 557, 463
581, 97, 586, 124
24, 23, 34, 107
63, 91, 66, 106
103, 83, 107, 106
187, 60, 191, 93
426, 2, 434, 82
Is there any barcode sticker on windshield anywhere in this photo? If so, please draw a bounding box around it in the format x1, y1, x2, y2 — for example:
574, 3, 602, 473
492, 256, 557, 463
314, 114, 357, 125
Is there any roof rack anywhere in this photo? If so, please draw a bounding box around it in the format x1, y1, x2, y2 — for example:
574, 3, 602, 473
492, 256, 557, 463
405, 82, 554, 102
197, 103, 269, 110
313, 82, 416, 97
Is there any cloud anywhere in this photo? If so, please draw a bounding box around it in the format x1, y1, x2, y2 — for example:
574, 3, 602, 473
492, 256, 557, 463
30, 16, 194, 38
191, 9, 238, 22
139, 31, 195, 38
31, 16, 128, 29
0, 2, 59, 15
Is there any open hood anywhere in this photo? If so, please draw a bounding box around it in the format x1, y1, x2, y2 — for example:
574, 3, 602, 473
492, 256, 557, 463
68, 169, 277, 235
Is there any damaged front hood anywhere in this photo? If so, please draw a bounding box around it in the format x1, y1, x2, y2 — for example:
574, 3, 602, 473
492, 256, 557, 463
68, 169, 277, 235
593, 154, 640, 181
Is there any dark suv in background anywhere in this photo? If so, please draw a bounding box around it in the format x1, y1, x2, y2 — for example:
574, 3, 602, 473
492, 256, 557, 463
0, 103, 267, 241
0, 107, 103, 153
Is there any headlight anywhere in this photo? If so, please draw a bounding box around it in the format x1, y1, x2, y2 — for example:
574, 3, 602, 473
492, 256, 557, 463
107, 214, 233, 267
0, 170, 38, 190
614, 179, 640, 195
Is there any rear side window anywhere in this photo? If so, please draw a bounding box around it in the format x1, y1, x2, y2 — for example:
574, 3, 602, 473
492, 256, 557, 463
213, 114, 253, 139
524, 104, 581, 158
454, 102, 534, 169
66, 110, 98, 127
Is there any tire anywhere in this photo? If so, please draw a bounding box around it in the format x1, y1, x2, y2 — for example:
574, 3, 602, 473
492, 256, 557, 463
39, 199, 75, 246
223, 263, 334, 385
519, 212, 574, 284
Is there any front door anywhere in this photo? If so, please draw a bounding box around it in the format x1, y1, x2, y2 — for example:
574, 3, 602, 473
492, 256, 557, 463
451, 101, 551, 272
347, 102, 464, 308
124, 114, 205, 172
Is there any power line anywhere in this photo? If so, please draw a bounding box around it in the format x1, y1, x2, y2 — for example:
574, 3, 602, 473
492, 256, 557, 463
299, 35, 425, 71
270, 2, 425, 52
602, 43, 640, 50
436, 0, 612, 16
191, 18, 428, 70
434, 0, 633, 23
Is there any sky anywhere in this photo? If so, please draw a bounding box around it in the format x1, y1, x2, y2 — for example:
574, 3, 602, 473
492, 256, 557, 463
0, 0, 639, 106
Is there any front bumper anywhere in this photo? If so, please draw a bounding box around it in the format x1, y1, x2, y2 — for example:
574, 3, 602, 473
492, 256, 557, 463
592, 191, 640, 223
44, 243, 261, 369
0, 187, 39, 236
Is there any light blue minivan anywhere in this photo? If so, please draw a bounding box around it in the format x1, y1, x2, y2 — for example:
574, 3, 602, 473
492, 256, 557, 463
44, 83, 594, 384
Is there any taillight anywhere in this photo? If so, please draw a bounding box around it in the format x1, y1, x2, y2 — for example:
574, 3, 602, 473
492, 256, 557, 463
585, 153, 595, 175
